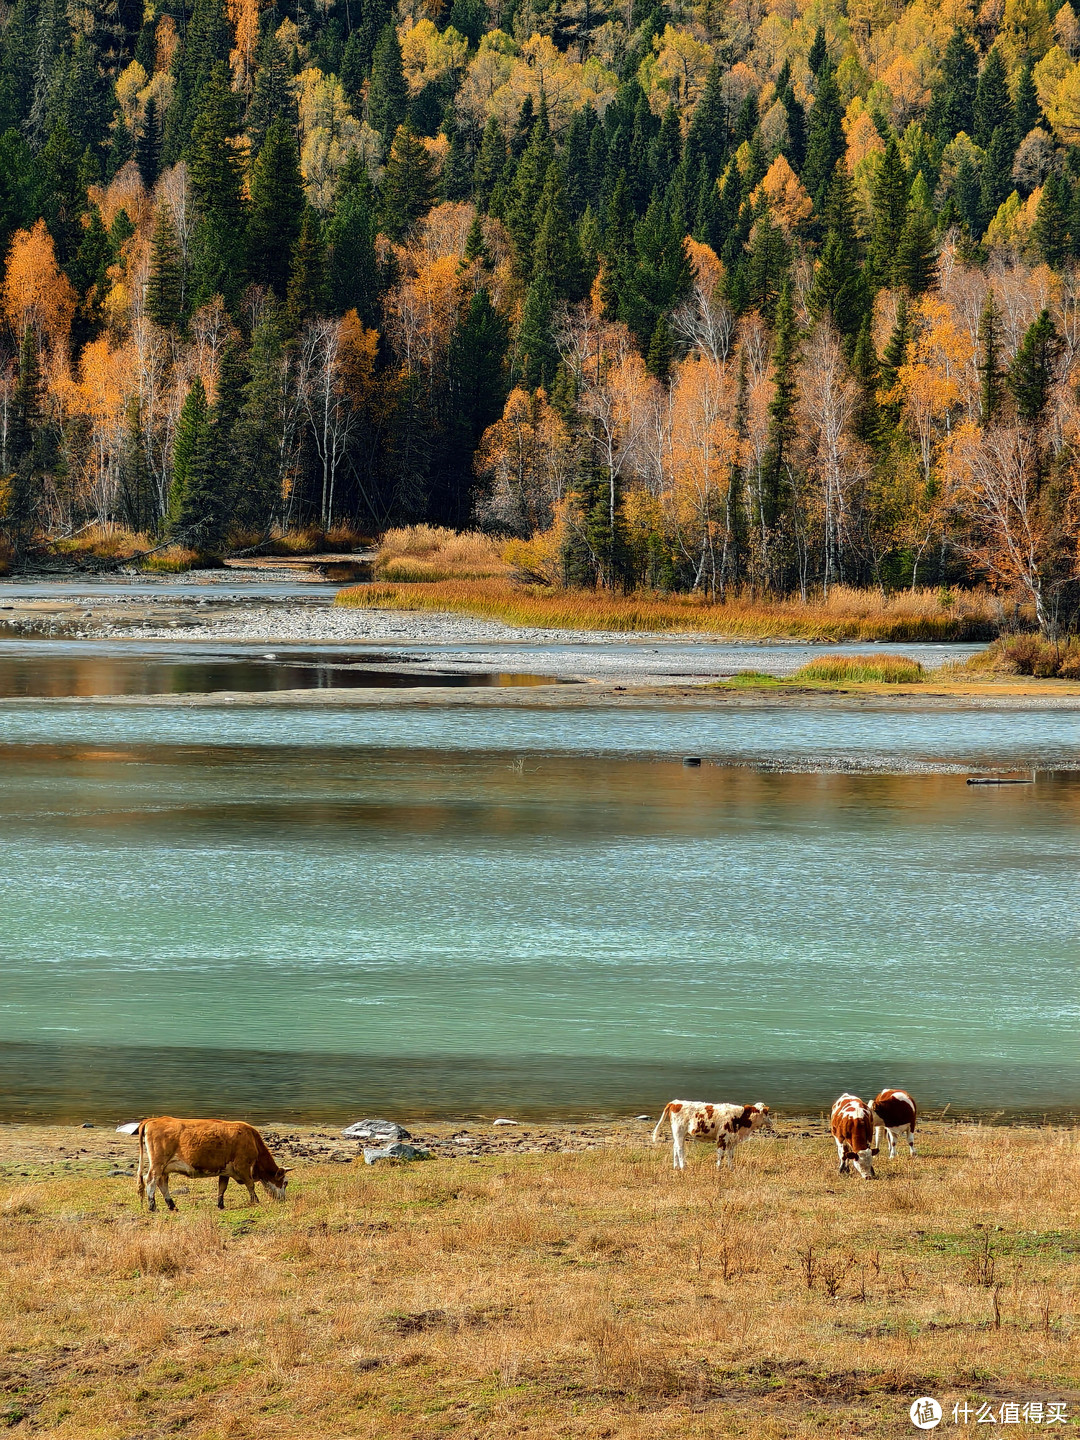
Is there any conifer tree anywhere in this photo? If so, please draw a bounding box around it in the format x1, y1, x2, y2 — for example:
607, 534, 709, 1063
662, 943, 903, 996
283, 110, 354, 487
978, 126, 1016, 232
474, 116, 506, 209
135, 95, 160, 189
188, 64, 247, 310
5, 327, 42, 553
232, 302, 288, 532
442, 287, 509, 522
514, 274, 558, 390
974, 47, 1014, 150
532, 165, 585, 300
977, 290, 1004, 426
247, 117, 305, 298
367, 25, 408, 153
440, 116, 471, 203
621, 198, 693, 348
506, 116, 555, 280
1014, 58, 1045, 138
810, 164, 870, 339
1033, 172, 1070, 268
743, 202, 791, 322
850, 316, 881, 446
146, 206, 183, 327
286, 209, 327, 322
807, 26, 829, 76
928, 28, 978, 142
802, 63, 845, 217
118, 396, 152, 534
878, 293, 909, 424
1008, 308, 1061, 422
761, 281, 800, 528
327, 163, 380, 325
869, 136, 910, 288
781, 83, 807, 171
897, 195, 938, 293
646, 314, 674, 381
380, 125, 436, 240
162, 0, 231, 164
685, 61, 726, 181
246, 34, 296, 158
168, 376, 214, 545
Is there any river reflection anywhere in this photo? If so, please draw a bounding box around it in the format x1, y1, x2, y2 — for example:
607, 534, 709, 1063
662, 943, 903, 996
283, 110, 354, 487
0, 740, 1076, 1121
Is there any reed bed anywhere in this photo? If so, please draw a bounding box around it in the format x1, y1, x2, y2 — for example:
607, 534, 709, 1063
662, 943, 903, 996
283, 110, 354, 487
0, 1123, 1075, 1438
963, 634, 1080, 680
49, 524, 153, 562
338, 578, 1000, 641
792, 654, 927, 684
375, 524, 511, 582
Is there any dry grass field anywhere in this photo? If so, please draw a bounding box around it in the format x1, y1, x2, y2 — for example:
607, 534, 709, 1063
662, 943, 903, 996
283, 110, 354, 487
1, 1120, 1077, 1439
337, 577, 1002, 642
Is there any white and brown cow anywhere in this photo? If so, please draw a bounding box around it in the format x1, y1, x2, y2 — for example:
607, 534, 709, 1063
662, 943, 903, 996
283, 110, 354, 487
830, 1094, 876, 1179
651, 1100, 772, 1169
871, 1088, 917, 1159
122, 1117, 291, 1212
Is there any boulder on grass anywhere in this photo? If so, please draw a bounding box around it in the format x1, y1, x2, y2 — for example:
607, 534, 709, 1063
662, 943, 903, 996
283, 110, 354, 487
342, 1118, 412, 1142
363, 1142, 431, 1165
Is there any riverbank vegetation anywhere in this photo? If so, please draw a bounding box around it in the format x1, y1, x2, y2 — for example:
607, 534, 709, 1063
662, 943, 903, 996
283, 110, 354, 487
0, 1121, 1075, 1437
2, 0, 1080, 631
338, 574, 1001, 637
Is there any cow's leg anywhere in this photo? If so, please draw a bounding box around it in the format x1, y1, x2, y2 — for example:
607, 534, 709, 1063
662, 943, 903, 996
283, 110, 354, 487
907, 1125, 916, 1157
158, 1171, 177, 1211
672, 1121, 686, 1170
886, 1127, 898, 1159
872, 1124, 882, 1156
240, 1170, 259, 1205
146, 1170, 157, 1212
834, 1137, 847, 1173
217, 1175, 229, 1209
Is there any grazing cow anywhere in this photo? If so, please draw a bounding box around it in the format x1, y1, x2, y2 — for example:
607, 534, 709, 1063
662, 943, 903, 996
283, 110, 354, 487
651, 1100, 772, 1170
830, 1094, 876, 1179
124, 1117, 291, 1212
871, 1089, 917, 1159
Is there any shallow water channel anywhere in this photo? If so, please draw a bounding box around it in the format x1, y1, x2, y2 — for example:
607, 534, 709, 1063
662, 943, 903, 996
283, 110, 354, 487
0, 705, 1077, 1122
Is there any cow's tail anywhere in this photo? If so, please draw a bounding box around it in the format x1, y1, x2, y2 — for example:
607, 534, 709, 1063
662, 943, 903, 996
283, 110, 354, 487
650, 1104, 673, 1145
136, 1121, 148, 1206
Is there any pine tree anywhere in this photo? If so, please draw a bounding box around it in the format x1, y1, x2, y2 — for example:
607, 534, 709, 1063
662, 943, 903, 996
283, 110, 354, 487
5, 327, 42, 553
851, 316, 881, 446
367, 24, 408, 153
442, 287, 509, 523
645, 314, 674, 381
135, 95, 160, 189
1008, 308, 1061, 422
206, 336, 247, 540
247, 116, 305, 298
810, 164, 870, 339
621, 198, 694, 349
977, 290, 1004, 427
807, 26, 829, 76
878, 293, 910, 424
232, 301, 288, 533
1033, 171, 1070, 268
928, 28, 978, 142
327, 164, 380, 325
684, 61, 726, 180
439, 116, 471, 202
760, 281, 800, 528
380, 124, 436, 241
744, 202, 792, 322
506, 116, 555, 281
118, 396, 153, 534
978, 126, 1016, 233
286, 209, 327, 322
514, 274, 558, 390
974, 47, 1014, 150
246, 33, 296, 159
532, 164, 585, 300
802, 63, 845, 217
188, 64, 247, 310
474, 116, 506, 209
869, 136, 910, 288
1014, 58, 1045, 138
161, 0, 231, 164
781, 83, 807, 171
168, 376, 214, 545
897, 198, 938, 293
955, 152, 982, 236
145, 206, 183, 327
37, 120, 86, 266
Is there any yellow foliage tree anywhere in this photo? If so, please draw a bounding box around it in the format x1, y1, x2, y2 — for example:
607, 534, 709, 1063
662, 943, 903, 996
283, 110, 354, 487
751, 154, 813, 233
3, 220, 77, 356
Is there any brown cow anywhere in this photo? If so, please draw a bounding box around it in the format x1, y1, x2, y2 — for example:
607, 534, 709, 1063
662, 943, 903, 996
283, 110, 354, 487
829, 1094, 876, 1179
126, 1117, 291, 1212
651, 1100, 772, 1169
871, 1089, 917, 1159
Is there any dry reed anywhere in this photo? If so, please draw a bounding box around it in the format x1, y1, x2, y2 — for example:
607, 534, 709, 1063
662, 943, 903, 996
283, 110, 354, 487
0, 1122, 1075, 1438
792, 654, 927, 683
375, 525, 512, 582
338, 577, 1001, 641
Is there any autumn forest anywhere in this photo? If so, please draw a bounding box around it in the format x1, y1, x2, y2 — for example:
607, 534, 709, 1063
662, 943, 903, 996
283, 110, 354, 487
1, 0, 1080, 627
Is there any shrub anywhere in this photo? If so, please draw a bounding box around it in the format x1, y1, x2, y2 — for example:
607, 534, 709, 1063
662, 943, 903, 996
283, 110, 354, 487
968, 635, 1080, 679
376, 525, 510, 581
140, 546, 223, 573
792, 655, 926, 684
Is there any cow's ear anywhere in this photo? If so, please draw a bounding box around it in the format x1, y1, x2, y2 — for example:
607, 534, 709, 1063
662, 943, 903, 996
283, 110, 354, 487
282, 1167, 294, 1172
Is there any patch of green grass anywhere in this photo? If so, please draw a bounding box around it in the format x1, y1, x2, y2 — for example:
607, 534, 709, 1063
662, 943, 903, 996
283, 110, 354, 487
791, 654, 926, 684
712, 671, 787, 688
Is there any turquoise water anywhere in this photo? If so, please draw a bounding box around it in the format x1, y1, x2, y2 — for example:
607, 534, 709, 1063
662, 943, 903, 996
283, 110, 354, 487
0, 705, 1077, 1121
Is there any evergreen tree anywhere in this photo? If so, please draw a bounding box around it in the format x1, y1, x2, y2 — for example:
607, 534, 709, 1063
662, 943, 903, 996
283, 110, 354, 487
974, 47, 1014, 150
851, 316, 881, 446
145, 206, 183, 327
685, 61, 726, 180
896, 198, 938, 293
0, 130, 36, 261
246, 33, 296, 158
977, 290, 1004, 426
978, 125, 1016, 232
743, 202, 791, 322
532, 165, 585, 300
161, 0, 231, 164
620, 197, 694, 348
928, 28, 978, 142
878, 293, 910, 424
441, 287, 509, 524
36, 120, 86, 267
247, 116, 305, 298
1014, 58, 1045, 138
506, 116, 555, 280
651, 104, 683, 194
645, 314, 674, 381
781, 83, 807, 171
206, 336, 247, 538
474, 116, 506, 209
760, 281, 800, 528
807, 26, 829, 76
188, 64, 248, 310
117, 396, 153, 534
380, 124, 436, 240
352, 0, 392, 87
802, 64, 845, 217
135, 95, 160, 189
327, 164, 380, 325
367, 25, 408, 153
955, 152, 982, 235
286, 209, 327, 322
514, 274, 558, 389
5, 327, 42, 554
1008, 308, 1061, 422
869, 136, 910, 288
810, 164, 870, 339
1033, 171, 1070, 268
168, 376, 215, 545
439, 116, 471, 202
232, 302, 289, 532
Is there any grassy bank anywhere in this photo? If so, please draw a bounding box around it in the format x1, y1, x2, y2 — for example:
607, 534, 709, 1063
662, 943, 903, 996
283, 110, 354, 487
336, 579, 1002, 641
1, 1121, 1076, 1438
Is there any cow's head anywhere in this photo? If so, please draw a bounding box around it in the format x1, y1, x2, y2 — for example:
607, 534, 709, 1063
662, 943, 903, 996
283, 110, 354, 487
851, 1148, 875, 1180
263, 1165, 291, 1200
743, 1103, 773, 1134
